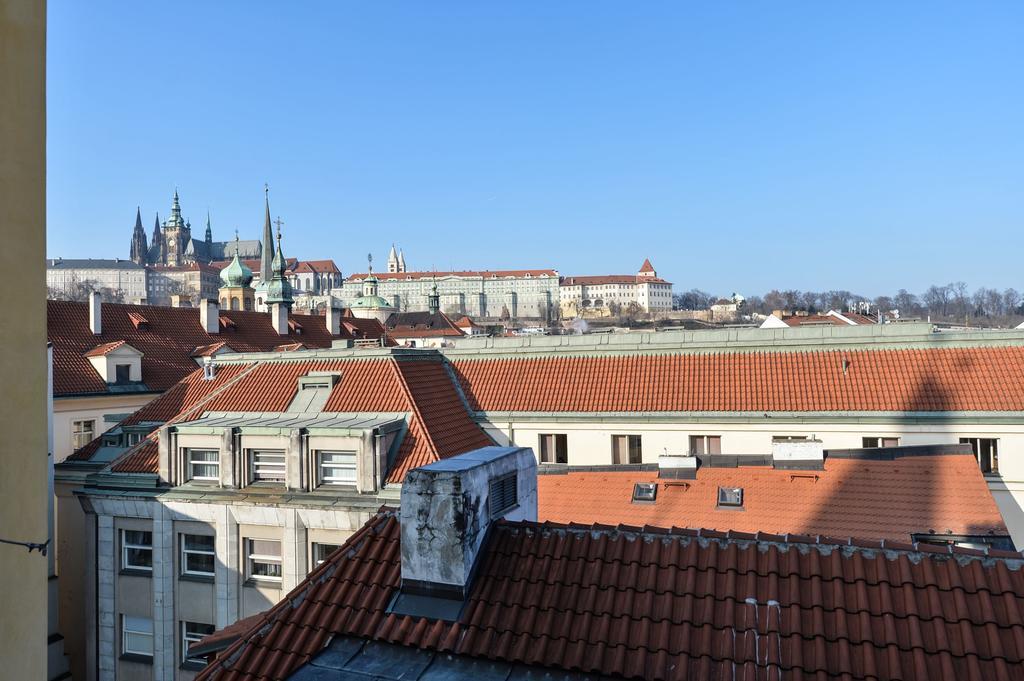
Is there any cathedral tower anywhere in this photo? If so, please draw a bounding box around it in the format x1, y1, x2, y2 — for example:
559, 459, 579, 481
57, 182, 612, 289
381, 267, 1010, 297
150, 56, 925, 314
129, 207, 148, 265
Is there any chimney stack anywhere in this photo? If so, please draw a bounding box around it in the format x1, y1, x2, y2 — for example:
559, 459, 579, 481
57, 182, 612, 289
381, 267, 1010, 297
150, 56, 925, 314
326, 306, 340, 336
89, 291, 102, 335
271, 303, 288, 336
199, 299, 219, 334
394, 446, 537, 619
771, 438, 824, 470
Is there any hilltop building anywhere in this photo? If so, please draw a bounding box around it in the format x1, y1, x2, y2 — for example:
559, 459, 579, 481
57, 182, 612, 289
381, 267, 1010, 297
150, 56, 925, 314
130, 191, 262, 268
559, 258, 673, 317
47, 257, 148, 303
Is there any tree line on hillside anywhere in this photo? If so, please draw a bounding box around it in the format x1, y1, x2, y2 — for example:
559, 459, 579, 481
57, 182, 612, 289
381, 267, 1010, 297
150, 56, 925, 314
674, 282, 1024, 324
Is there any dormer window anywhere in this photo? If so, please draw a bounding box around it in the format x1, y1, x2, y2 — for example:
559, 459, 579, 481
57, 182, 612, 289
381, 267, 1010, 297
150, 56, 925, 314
186, 449, 220, 482
318, 451, 356, 486
85, 341, 143, 385
249, 450, 286, 483
115, 364, 131, 383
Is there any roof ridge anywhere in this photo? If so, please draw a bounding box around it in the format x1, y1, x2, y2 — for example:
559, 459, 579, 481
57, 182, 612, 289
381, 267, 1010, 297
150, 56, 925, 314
502, 520, 1024, 566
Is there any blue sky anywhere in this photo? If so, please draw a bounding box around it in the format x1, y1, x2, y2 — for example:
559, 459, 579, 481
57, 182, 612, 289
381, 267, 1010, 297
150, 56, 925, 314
48, 2, 1023, 297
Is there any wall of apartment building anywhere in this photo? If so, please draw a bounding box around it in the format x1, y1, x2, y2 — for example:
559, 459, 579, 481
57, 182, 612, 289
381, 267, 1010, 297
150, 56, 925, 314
53, 393, 158, 462
75, 495, 370, 681
0, 3, 48, 680
481, 415, 1024, 546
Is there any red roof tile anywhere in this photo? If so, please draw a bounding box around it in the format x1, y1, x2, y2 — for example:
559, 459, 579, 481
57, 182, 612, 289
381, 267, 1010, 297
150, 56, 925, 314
86, 356, 490, 479
452, 347, 1024, 413
385, 311, 464, 339
538, 454, 1006, 542
639, 257, 656, 273
561, 274, 671, 285
83, 340, 132, 357
47, 300, 385, 397
196, 508, 1024, 681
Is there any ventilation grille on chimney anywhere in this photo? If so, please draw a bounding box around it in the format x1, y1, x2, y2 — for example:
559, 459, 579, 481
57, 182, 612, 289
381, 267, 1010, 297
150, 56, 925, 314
488, 473, 518, 519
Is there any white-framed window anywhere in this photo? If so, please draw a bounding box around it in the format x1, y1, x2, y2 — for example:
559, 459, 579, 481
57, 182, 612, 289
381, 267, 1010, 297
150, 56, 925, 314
181, 620, 215, 666
245, 538, 282, 582
180, 534, 215, 577
611, 434, 642, 464
187, 449, 220, 481
249, 450, 286, 483
72, 419, 96, 450
311, 542, 341, 567
121, 529, 152, 572
538, 434, 568, 464
960, 437, 999, 474
318, 450, 356, 486
126, 432, 142, 446
862, 437, 900, 448
121, 615, 154, 657
689, 435, 722, 456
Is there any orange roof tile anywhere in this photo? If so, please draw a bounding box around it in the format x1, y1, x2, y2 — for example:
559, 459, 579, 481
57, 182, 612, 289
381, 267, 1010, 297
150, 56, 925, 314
639, 257, 656, 272
83, 340, 131, 357
48, 300, 386, 397
538, 453, 1006, 542
452, 346, 1024, 413
196, 507, 1024, 681
561, 274, 671, 285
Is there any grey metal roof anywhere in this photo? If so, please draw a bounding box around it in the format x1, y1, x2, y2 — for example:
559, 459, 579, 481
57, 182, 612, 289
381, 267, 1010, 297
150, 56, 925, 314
173, 411, 408, 436
46, 258, 144, 270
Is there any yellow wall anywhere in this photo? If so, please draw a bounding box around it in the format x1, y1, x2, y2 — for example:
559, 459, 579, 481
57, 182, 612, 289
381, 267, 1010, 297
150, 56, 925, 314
0, 1, 48, 679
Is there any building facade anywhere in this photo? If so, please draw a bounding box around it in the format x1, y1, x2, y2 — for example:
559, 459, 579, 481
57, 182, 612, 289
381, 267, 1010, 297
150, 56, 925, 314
47, 258, 149, 304
146, 263, 221, 307
337, 268, 560, 320
559, 258, 673, 318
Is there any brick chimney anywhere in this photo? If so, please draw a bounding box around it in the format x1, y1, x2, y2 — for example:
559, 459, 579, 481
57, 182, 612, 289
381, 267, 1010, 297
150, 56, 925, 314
199, 299, 219, 334
393, 446, 537, 620
89, 291, 101, 335
326, 306, 340, 336
271, 303, 288, 336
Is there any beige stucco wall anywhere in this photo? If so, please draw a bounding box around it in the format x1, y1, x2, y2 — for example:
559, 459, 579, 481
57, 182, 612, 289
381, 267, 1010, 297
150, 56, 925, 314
53, 393, 158, 462
0, 2, 48, 680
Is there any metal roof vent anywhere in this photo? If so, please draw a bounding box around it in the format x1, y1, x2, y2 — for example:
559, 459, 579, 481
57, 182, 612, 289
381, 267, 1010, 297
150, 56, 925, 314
632, 482, 657, 503
202, 356, 216, 381
488, 472, 518, 518
717, 486, 744, 508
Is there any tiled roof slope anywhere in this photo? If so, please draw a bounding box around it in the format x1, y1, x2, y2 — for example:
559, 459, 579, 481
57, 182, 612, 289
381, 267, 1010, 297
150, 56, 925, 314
452, 347, 1024, 412
76, 356, 490, 479
538, 454, 1007, 542
561, 274, 671, 286
48, 299, 385, 397
197, 508, 1024, 681
385, 311, 464, 338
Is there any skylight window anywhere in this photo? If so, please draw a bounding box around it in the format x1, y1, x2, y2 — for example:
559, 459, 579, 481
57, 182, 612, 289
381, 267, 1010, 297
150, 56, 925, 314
632, 482, 657, 503
717, 486, 744, 507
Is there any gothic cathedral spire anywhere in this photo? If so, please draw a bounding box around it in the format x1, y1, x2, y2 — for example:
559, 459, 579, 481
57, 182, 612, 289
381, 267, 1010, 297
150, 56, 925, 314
129, 207, 148, 265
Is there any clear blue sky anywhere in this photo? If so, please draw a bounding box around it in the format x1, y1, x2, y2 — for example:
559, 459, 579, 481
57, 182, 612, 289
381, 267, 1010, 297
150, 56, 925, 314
47, 2, 1023, 297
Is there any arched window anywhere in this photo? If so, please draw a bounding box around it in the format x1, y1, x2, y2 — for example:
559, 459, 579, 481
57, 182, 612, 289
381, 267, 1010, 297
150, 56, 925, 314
220, 298, 227, 307
231, 297, 240, 310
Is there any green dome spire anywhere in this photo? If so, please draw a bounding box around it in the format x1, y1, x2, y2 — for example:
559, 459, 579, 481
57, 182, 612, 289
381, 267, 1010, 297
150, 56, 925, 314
265, 221, 293, 308
220, 231, 253, 288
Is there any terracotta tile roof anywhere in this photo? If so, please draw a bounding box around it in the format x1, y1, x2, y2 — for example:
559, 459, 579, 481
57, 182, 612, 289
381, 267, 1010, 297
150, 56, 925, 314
347, 269, 558, 281
47, 300, 385, 397
639, 257, 656, 273
84, 356, 490, 479
83, 340, 131, 357
385, 311, 464, 338
561, 274, 671, 285
273, 342, 306, 352
293, 259, 340, 274
191, 341, 233, 358
780, 314, 851, 326
452, 346, 1024, 413
196, 507, 1024, 681
538, 453, 1007, 543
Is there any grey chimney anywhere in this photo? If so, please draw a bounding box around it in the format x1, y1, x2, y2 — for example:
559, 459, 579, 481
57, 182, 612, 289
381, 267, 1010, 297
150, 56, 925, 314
199, 299, 219, 334
270, 303, 288, 336
394, 446, 537, 619
326, 306, 341, 336
88, 291, 102, 335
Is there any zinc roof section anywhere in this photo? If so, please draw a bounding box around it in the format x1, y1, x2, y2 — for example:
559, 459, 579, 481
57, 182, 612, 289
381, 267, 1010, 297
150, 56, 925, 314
451, 347, 1024, 413
538, 454, 1007, 542
48, 299, 386, 397
196, 508, 1024, 681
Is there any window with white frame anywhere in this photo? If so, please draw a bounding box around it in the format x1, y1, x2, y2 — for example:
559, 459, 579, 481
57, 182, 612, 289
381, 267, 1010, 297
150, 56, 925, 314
180, 534, 215, 577
960, 437, 999, 474
181, 621, 215, 666
187, 449, 220, 482
249, 450, 286, 483
245, 538, 282, 582
538, 434, 568, 464
72, 419, 96, 450
311, 542, 341, 567
121, 530, 152, 571
689, 435, 722, 456
121, 615, 154, 657
318, 450, 357, 486
862, 437, 900, 448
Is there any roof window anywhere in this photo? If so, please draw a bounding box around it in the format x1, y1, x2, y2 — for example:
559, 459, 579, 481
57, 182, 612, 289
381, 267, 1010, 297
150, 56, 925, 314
717, 486, 744, 508
632, 482, 657, 503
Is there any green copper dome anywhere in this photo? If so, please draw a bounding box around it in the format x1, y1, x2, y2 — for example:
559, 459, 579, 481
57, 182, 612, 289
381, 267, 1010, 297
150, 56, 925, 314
350, 294, 393, 309
265, 229, 293, 308
220, 252, 253, 288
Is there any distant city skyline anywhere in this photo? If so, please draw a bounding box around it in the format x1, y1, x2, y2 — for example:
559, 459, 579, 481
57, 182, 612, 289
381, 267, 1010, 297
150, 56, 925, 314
47, 2, 1024, 296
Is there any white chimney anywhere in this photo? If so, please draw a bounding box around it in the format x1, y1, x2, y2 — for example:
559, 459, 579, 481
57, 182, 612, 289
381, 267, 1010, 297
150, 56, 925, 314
271, 303, 288, 336
326, 306, 340, 336
394, 446, 537, 618
772, 439, 824, 470
89, 291, 102, 335
658, 453, 698, 480
199, 299, 219, 334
